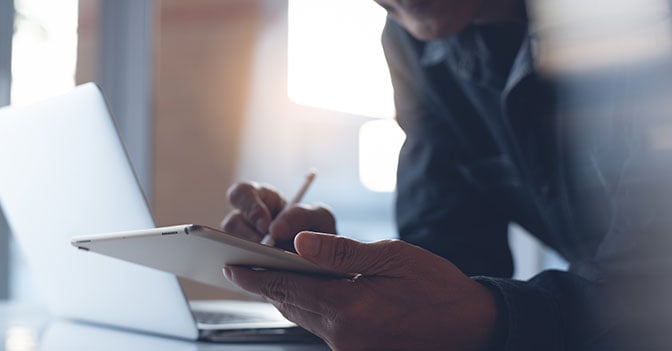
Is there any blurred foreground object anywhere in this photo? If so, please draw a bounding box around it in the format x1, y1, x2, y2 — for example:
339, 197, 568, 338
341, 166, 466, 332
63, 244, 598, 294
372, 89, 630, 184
532, 0, 672, 348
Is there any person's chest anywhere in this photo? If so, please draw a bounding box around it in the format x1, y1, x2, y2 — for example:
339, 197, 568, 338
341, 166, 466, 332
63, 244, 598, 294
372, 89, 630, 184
429, 51, 607, 264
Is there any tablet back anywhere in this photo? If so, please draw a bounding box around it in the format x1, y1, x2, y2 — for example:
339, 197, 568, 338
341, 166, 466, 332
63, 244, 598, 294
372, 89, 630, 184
72, 224, 344, 290
0, 84, 198, 339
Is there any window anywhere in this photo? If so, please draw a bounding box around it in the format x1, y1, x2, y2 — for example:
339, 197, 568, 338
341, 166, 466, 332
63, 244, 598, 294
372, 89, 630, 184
11, 0, 78, 106
288, 0, 394, 118
286, 0, 567, 277
6, 0, 79, 301
287, 0, 405, 192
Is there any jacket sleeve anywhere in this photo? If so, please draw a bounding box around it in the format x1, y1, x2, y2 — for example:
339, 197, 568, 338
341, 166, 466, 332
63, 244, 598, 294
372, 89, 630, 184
472, 64, 672, 350
474, 268, 672, 351
382, 19, 513, 278
473, 272, 589, 351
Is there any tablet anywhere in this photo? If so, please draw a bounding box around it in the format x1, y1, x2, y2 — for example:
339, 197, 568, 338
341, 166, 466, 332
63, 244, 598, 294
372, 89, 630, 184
71, 224, 341, 290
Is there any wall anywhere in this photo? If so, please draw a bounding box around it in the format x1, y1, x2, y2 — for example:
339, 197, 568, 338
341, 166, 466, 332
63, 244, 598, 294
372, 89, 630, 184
154, 0, 261, 299
77, 0, 262, 300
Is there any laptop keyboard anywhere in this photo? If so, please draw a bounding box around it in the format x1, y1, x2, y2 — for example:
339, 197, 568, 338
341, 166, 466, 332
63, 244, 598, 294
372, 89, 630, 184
194, 310, 269, 325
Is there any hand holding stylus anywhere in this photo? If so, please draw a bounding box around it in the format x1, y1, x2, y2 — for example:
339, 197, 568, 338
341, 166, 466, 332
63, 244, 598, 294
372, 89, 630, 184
260, 170, 317, 246
221, 169, 336, 249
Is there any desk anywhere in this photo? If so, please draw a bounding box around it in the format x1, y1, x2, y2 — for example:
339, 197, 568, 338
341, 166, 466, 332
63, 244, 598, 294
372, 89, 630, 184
0, 302, 330, 351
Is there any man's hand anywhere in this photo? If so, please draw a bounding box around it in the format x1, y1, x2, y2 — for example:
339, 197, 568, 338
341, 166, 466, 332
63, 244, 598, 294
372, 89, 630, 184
224, 232, 499, 351
220, 182, 336, 248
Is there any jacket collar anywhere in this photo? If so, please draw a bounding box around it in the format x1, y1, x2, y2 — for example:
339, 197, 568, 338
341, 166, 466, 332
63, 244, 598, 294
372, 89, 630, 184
503, 36, 536, 95
420, 25, 536, 92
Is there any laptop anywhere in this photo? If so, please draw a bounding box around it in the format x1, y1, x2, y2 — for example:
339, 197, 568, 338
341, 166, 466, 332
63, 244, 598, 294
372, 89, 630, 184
42, 319, 328, 350
0, 83, 318, 342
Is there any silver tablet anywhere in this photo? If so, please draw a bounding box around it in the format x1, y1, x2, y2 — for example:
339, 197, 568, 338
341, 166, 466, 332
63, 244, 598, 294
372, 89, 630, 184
71, 224, 340, 290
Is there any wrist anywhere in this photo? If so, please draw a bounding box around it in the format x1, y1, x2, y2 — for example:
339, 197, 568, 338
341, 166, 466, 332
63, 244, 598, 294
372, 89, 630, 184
470, 277, 509, 351
441, 277, 502, 351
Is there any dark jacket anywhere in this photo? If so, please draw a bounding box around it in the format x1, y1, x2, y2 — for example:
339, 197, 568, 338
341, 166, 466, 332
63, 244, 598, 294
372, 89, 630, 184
384, 18, 672, 350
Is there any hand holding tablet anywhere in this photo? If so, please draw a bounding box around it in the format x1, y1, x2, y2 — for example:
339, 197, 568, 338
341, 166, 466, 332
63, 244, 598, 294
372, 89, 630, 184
71, 224, 345, 290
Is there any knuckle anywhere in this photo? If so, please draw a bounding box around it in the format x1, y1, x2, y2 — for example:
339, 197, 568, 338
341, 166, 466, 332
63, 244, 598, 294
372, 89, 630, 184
372, 239, 407, 258
284, 204, 336, 233
287, 204, 310, 217
227, 182, 255, 204
261, 276, 291, 303
330, 237, 353, 270
313, 203, 334, 218
377, 239, 413, 271
278, 206, 309, 229
220, 211, 241, 232
258, 185, 286, 209
248, 202, 264, 218
384, 239, 407, 254
268, 218, 291, 242
314, 205, 336, 231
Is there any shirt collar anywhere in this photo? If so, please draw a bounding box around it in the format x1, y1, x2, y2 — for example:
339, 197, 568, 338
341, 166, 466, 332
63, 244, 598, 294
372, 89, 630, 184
420, 38, 451, 67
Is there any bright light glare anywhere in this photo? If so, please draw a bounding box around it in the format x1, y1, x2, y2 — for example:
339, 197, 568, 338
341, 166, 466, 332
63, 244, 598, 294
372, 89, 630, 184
11, 0, 79, 106
359, 119, 406, 192
5, 327, 37, 351
288, 0, 395, 118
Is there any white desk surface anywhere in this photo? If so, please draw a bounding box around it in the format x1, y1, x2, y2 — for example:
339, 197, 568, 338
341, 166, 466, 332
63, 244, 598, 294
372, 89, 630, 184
0, 302, 330, 351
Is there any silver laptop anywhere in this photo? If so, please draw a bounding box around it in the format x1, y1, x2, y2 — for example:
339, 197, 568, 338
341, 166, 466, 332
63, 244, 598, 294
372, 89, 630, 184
0, 83, 317, 342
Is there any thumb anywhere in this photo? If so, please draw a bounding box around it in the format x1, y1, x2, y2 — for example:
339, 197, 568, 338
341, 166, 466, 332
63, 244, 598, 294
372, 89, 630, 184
294, 231, 399, 275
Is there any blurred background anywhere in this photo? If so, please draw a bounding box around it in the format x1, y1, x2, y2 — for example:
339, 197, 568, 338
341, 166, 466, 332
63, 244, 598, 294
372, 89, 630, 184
3, 0, 670, 303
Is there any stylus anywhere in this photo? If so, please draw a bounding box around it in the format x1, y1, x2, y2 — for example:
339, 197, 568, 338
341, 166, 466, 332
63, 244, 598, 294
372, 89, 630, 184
260, 169, 317, 246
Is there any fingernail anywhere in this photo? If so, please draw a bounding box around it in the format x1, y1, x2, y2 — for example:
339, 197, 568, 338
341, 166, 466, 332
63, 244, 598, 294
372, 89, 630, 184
297, 232, 321, 257
223, 267, 233, 281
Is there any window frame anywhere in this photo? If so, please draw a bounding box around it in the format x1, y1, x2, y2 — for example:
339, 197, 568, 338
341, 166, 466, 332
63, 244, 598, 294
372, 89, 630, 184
0, 0, 14, 300
98, 0, 155, 200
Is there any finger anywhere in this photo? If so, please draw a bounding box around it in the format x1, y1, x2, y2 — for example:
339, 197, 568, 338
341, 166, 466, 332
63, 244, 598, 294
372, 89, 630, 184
220, 211, 264, 242
223, 266, 344, 315
294, 232, 406, 275
227, 182, 273, 232
256, 185, 287, 217
269, 301, 326, 339
269, 204, 336, 243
